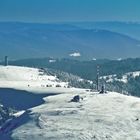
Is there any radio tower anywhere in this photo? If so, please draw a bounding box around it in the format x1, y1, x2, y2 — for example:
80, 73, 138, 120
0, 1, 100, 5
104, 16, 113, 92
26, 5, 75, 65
5, 56, 8, 66
96, 65, 99, 91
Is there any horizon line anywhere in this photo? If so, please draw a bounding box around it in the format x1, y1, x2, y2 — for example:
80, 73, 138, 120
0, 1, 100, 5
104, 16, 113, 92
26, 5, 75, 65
0, 20, 140, 24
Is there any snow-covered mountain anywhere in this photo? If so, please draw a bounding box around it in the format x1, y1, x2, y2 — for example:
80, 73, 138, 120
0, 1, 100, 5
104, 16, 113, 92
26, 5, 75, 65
0, 66, 140, 139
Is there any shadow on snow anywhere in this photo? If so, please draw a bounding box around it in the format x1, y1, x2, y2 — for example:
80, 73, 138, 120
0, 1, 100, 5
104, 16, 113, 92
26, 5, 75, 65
0, 88, 56, 110
0, 88, 57, 140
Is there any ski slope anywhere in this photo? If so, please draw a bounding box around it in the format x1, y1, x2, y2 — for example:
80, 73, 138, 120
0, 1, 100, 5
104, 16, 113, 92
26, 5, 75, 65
0, 66, 140, 139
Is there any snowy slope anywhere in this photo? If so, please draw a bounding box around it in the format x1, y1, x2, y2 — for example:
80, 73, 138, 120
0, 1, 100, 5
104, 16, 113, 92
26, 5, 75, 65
0, 91, 139, 140
0, 65, 70, 93
0, 65, 140, 139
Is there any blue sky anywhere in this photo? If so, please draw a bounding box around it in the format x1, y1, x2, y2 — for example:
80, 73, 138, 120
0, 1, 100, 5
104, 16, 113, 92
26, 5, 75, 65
0, 0, 140, 23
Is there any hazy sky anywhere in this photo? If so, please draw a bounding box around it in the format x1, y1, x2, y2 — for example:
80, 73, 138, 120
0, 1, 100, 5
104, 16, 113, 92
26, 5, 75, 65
0, 0, 140, 23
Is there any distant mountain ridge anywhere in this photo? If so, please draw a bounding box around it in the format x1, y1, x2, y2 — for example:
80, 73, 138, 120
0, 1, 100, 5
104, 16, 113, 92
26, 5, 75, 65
71, 21, 140, 40
0, 22, 140, 59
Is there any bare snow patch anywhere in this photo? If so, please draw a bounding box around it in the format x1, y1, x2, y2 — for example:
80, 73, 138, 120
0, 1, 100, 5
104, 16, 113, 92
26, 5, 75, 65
117, 58, 122, 61
69, 52, 81, 57
92, 58, 96, 61
49, 59, 56, 63
13, 111, 25, 118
